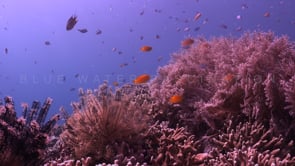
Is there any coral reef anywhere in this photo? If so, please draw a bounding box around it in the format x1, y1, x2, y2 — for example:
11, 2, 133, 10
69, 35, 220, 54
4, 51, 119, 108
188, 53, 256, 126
2, 31, 295, 165
148, 31, 295, 165
0, 96, 59, 166
150, 31, 295, 133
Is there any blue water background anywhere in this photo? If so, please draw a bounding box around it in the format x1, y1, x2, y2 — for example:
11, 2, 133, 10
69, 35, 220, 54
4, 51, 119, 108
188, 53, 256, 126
0, 0, 294, 120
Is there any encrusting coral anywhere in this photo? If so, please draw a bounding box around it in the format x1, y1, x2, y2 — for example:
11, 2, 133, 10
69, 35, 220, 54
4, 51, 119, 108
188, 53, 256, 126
0, 96, 59, 166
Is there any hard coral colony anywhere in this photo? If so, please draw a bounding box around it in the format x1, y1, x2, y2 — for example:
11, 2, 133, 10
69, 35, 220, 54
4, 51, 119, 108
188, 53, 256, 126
1, 32, 295, 166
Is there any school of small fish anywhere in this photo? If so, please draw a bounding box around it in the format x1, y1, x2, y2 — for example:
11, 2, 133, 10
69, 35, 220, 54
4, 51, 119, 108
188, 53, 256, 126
1, 1, 290, 99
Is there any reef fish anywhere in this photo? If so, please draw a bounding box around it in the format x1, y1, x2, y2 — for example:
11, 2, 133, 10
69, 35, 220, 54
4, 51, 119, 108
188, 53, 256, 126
96, 29, 102, 35
66, 15, 78, 31
134, 74, 150, 84
194, 12, 202, 21
169, 95, 183, 104
78, 28, 88, 33
44, 41, 51, 45
181, 38, 194, 48
4, 48, 8, 54
140, 45, 152, 52
224, 73, 234, 82
264, 12, 270, 17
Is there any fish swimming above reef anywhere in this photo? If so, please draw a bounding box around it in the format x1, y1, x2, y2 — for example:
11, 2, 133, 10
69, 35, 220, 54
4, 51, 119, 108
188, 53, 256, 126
4, 48, 8, 54
96, 29, 102, 35
78, 28, 88, 33
140, 45, 152, 52
181, 38, 194, 48
194, 12, 202, 21
66, 15, 78, 31
133, 74, 150, 84
44, 41, 51, 45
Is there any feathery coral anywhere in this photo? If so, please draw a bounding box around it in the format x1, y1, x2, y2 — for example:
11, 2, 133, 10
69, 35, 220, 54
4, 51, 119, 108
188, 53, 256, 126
60, 83, 151, 164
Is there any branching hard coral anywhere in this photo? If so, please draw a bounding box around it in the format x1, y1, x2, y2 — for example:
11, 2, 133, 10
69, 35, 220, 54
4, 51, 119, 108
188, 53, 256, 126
282, 74, 295, 117
150, 32, 295, 135
60, 83, 151, 164
205, 119, 295, 165
0, 96, 59, 166
140, 121, 202, 166
147, 31, 295, 165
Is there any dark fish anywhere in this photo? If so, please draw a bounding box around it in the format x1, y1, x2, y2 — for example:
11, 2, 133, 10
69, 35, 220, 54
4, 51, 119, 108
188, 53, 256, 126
96, 29, 102, 35
78, 28, 88, 33
66, 15, 78, 31
120, 63, 128, 68
155, 34, 160, 39
74, 73, 79, 78
220, 24, 228, 29
44, 41, 51, 45
139, 10, 144, 15
241, 3, 248, 10
154, 9, 162, 13
69, 88, 76, 91
4, 48, 8, 54
194, 27, 201, 31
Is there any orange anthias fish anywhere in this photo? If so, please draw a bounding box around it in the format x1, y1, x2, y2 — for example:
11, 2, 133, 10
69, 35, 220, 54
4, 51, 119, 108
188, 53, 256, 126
134, 74, 150, 84
224, 73, 234, 82
181, 38, 194, 48
66, 15, 78, 31
169, 95, 183, 104
140, 45, 152, 52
